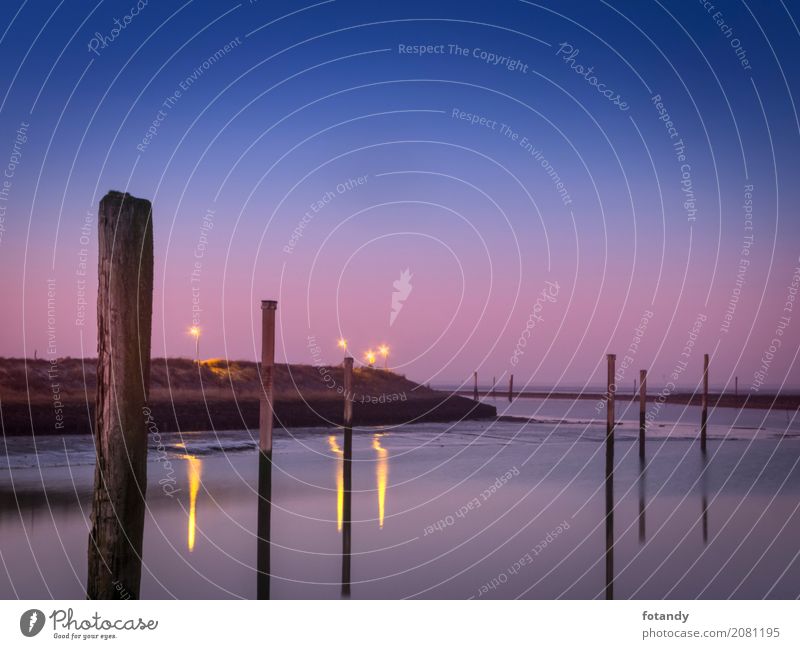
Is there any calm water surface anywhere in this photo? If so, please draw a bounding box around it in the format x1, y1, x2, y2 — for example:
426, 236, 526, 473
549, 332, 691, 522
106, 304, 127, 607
2, 400, 800, 599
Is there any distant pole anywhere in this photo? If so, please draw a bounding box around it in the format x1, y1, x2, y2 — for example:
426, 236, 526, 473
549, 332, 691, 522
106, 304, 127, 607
492, 376, 496, 397
257, 299, 277, 600
473, 371, 478, 401
342, 357, 354, 596
508, 374, 514, 402
87, 191, 153, 599
735, 376, 738, 400
701, 353, 708, 453
639, 369, 647, 460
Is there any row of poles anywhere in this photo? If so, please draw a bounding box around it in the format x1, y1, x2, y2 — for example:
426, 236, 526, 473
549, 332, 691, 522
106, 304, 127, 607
472, 352, 711, 456
85, 191, 713, 599
257, 299, 355, 598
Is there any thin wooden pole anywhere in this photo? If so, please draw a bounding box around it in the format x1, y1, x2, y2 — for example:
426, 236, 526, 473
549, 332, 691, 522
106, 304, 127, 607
508, 374, 514, 402
701, 353, 709, 453
605, 354, 615, 600
87, 191, 153, 599
492, 376, 496, 397
639, 369, 647, 460
735, 376, 738, 400
473, 371, 478, 401
342, 356, 354, 596
607, 355, 616, 443
257, 299, 276, 600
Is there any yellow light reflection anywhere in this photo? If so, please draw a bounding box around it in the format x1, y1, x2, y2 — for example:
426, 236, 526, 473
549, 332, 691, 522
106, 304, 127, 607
328, 435, 344, 531
373, 434, 388, 529
186, 456, 202, 552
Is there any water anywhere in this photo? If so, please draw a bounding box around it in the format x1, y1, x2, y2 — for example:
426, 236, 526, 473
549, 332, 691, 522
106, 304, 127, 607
2, 402, 800, 599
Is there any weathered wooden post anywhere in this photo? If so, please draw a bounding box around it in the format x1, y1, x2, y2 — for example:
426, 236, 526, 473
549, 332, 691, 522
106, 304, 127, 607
257, 299, 277, 600
607, 354, 616, 445
605, 353, 615, 600
492, 376, 496, 397
342, 356, 354, 596
639, 369, 647, 460
87, 191, 153, 599
473, 371, 478, 401
701, 353, 708, 453
508, 374, 514, 402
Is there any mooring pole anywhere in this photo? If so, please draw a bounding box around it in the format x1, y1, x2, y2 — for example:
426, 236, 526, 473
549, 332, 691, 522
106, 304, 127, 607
492, 376, 496, 397
87, 191, 153, 599
605, 354, 615, 600
473, 371, 478, 401
508, 374, 514, 402
639, 369, 647, 460
735, 375, 738, 401
701, 353, 709, 453
257, 299, 277, 600
342, 356, 354, 596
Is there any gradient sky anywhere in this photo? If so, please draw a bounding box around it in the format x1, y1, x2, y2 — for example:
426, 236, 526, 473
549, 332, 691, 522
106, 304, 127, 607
1, 0, 799, 390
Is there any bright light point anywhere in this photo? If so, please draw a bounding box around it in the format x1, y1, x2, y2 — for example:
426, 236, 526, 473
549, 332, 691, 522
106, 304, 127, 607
337, 338, 347, 349
378, 344, 389, 357
189, 326, 200, 338
365, 349, 376, 365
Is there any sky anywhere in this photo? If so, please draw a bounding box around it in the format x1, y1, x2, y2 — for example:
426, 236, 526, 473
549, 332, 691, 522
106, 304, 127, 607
0, 0, 799, 391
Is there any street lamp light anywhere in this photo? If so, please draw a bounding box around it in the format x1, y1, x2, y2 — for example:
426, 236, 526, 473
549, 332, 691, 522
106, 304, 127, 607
365, 349, 376, 367
337, 338, 347, 360
189, 326, 200, 363
378, 344, 389, 370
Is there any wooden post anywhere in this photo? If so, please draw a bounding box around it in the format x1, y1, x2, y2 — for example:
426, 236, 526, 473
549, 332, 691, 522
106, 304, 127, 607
342, 357, 354, 596
701, 353, 708, 453
257, 299, 277, 600
87, 191, 153, 599
605, 354, 615, 600
508, 374, 514, 402
735, 376, 738, 401
607, 354, 616, 443
492, 376, 496, 397
473, 371, 478, 401
639, 369, 647, 460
